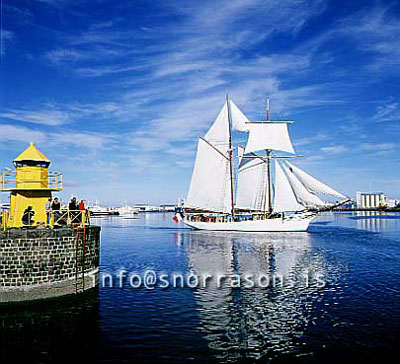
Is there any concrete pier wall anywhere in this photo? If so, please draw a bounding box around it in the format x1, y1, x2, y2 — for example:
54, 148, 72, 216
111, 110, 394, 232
0, 226, 101, 303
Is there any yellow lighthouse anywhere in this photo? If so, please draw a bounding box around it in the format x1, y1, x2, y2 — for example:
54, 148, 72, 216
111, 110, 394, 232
0, 142, 63, 227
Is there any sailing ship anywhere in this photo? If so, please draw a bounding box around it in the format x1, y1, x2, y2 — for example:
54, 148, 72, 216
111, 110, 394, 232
181, 97, 348, 232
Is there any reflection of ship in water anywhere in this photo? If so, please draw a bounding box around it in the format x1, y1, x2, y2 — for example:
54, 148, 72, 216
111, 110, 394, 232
182, 232, 331, 362
0, 290, 101, 363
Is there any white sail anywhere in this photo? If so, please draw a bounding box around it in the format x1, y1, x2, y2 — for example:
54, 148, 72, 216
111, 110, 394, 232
237, 144, 245, 165
204, 102, 230, 149
205, 100, 249, 148
281, 162, 326, 208
284, 161, 346, 199
245, 122, 295, 154
236, 152, 268, 211
186, 98, 251, 213
229, 100, 250, 132
186, 138, 232, 213
274, 160, 304, 212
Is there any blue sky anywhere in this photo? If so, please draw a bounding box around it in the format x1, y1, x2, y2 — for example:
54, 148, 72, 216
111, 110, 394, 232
1, 0, 400, 205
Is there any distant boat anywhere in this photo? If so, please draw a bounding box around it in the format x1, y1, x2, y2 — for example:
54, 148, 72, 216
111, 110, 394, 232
159, 204, 177, 212
89, 201, 119, 216
117, 203, 140, 216
133, 204, 160, 212
181, 97, 349, 232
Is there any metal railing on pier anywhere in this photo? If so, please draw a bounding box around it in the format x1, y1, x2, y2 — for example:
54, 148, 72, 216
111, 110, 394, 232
1, 209, 90, 231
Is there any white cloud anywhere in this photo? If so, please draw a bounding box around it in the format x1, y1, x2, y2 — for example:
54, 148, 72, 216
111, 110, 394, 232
295, 133, 330, 146
45, 46, 127, 65
361, 143, 396, 154
373, 101, 400, 122
52, 132, 108, 150
299, 5, 400, 72
0, 123, 109, 151
89, 19, 120, 31
1, 30, 15, 55
75, 64, 143, 77
0, 125, 47, 143
45, 48, 91, 63
31, 0, 340, 173
320, 144, 348, 155
0, 109, 73, 126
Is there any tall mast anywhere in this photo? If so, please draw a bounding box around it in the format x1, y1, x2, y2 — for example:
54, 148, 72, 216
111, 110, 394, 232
226, 94, 235, 218
265, 98, 272, 215
266, 150, 272, 214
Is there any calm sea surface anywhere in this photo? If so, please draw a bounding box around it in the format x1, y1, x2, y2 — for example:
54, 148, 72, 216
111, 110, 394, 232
1, 212, 400, 363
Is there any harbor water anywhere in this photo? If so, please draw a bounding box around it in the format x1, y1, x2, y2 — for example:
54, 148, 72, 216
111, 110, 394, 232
1, 212, 399, 363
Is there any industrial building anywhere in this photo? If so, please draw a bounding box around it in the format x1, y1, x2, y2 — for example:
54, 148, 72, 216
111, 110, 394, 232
356, 192, 387, 209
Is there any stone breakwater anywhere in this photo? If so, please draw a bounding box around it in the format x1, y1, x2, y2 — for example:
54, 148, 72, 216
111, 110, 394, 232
0, 226, 101, 303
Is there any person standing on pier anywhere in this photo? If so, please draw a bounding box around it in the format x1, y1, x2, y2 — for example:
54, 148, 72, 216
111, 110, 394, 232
69, 197, 78, 210
45, 197, 52, 225
22, 206, 35, 226
69, 197, 78, 224
79, 199, 86, 223
52, 197, 61, 223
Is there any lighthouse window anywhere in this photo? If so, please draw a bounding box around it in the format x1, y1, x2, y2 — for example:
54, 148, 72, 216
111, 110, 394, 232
14, 161, 50, 168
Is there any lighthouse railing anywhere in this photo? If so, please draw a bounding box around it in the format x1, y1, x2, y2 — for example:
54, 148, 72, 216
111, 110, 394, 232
0, 170, 63, 191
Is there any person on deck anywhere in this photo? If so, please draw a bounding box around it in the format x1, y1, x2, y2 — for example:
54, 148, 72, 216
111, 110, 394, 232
69, 197, 79, 224
69, 197, 78, 210
79, 199, 86, 223
22, 206, 35, 226
51, 197, 61, 223
45, 197, 52, 225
